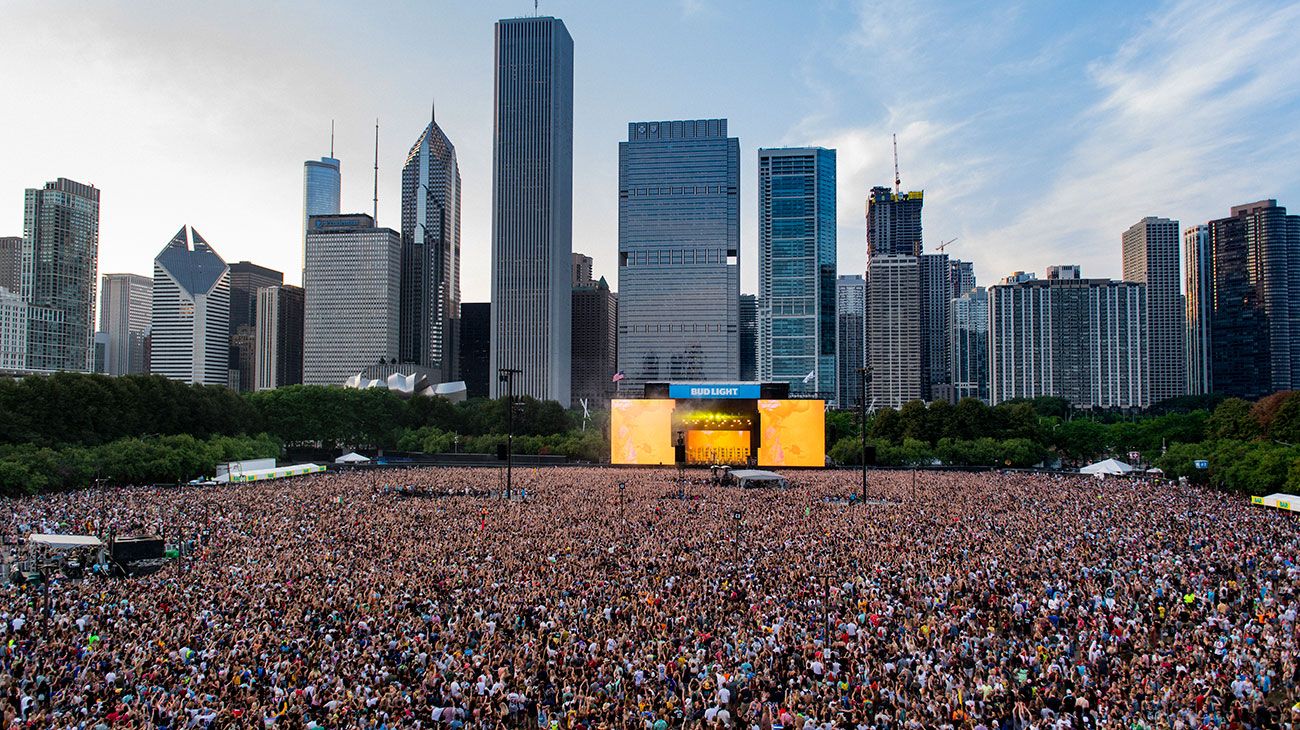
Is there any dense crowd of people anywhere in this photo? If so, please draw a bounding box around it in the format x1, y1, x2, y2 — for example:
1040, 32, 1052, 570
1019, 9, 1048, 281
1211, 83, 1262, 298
1, 467, 1297, 729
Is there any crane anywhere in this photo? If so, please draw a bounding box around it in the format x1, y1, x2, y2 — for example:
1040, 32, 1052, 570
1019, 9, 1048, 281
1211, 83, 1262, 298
936, 237, 958, 253
892, 133, 901, 195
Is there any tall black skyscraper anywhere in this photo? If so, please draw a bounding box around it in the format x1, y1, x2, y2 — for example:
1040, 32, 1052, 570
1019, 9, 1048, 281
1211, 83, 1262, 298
401, 106, 461, 383
227, 261, 283, 392
459, 302, 491, 399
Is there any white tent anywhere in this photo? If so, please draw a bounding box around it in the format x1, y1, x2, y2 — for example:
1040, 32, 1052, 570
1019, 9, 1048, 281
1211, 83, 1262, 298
335, 452, 371, 464
730, 469, 788, 489
218, 463, 326, 483
1079, 458, 1134, 475
29, 534, 103, 550
1252, 493, 1299, 513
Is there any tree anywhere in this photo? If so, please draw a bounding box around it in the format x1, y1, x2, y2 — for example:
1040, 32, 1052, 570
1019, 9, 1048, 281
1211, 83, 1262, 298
1208, 398, 1259, 441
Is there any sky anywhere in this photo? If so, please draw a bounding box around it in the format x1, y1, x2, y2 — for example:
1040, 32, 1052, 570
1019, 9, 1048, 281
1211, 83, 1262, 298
2, 0, 1299, 305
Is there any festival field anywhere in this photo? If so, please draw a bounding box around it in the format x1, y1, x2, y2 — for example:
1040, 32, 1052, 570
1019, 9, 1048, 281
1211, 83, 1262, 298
2, 468, 1297, 728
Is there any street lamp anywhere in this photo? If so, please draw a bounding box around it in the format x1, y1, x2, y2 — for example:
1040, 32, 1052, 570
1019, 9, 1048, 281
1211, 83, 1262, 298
857, 366, 872, 503
498, 368, 521, 499
732, 510, 742, 567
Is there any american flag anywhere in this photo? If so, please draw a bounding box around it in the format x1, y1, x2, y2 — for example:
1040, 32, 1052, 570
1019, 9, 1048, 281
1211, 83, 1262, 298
611, 370, 626, 382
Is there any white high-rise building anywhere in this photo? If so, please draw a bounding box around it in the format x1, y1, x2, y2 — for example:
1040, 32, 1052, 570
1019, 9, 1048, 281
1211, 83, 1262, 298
490, 15, 573, 403
151, 226, 230, 385
0, 286, 27, 372
1123, 217, 1185, 403
303, 214, 401, 385
99, 272, 152, 376
866, 255, 922, 408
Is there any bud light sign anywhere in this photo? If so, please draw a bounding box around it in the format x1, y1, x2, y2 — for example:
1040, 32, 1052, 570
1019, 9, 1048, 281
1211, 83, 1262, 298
1194, 459, 1209, 470
668, 383, 760, 399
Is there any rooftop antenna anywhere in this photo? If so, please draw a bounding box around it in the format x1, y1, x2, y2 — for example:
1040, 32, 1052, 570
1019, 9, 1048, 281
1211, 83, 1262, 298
892, 133, 901, 195
535, 0, 539, 16
329, 119, 335, 158
372, 118, 379, 223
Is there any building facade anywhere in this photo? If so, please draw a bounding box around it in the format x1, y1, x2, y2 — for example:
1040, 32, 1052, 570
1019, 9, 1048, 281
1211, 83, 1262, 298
0, 287, 27, 372
254, 284, 304, 390
919, 253, 951, 402
22, 178, 100, 373
757, 147, 836, 399
1122, 217, 1185, 404
866, 255, 922, 408
739, 294, 757, 381
836, 275, 865, 408
1184, 224, 1211, 395
617, 119, 740, 393
950, 286, 989, 403
401, 109, 461, 382
490, 15, 573, 403
303, 214, 401, 385
459, 302, 490, 399
866, 187, 923, 257
1207, 200, 1300, 399
949, 259, 976, 298
303, 156, 341, 263
988, 274, 1148, 409
227, 261, 282, 392
151, 226, 231, 385
99, 273, 152, 376
0, 237, 20, 294
572, 253, 593, 287
571, 277, 617, 407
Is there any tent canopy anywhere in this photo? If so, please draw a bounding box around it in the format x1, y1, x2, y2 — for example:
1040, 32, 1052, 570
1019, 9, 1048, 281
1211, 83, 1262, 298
217, 463, 326, 483
29, 534, 103, 549
730, 469, 788, 488
1080, 458, 1133, 475
335, 452, 371, 464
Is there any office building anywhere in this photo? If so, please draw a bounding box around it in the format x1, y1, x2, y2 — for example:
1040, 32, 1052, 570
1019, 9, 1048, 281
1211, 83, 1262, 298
1003, 271, 1037, 285
1184, 224, 1211, 395
949, 259, 976, 298
151, 226, 230, 385
989, 271, 1148, 409
459, 302, 490, 399
866, 255, 922, 407
1046, 265, 1081, 280
919, 253, 951, 402
572, 253, 593, 287
836, 275, 865, 408
490, 15, 573, 403
866, 187, 923, 257
739, 294, 757, 381
757, 147, 836, 398
99, 273, 152, 376
0, 287, 27, 372
1123, 217, 1185, 403
617, 119, 740, 392
226, 261, 282, 392
22, 178, 100, 372
950, 286, 989, 403
303, 156, 341, 263
571, 276, 617, 407
303, 214, 401, 385
0, 237, 19, 294
401, 108, 461, 382
1206, 200, 1300, 399
254, 284, 304, 390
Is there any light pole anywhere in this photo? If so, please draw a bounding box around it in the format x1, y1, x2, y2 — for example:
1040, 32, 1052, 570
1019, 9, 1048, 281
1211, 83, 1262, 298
498, 368, 521, 499
857, 366, 872, 503
732, 510, 742, 569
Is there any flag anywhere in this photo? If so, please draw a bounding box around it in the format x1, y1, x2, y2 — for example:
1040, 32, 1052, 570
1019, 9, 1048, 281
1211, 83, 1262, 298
612, 370, 626, 382
802, 370, 816, 384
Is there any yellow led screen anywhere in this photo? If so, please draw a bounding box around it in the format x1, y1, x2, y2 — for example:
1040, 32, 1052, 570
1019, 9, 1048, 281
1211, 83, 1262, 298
685, 430, 751, 464
610, 399, 676, 465
757, 399, 825, 467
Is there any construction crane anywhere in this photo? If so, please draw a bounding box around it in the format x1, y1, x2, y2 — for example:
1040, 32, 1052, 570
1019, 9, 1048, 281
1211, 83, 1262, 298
892, 133, 901, 194
936, 237, 958, 253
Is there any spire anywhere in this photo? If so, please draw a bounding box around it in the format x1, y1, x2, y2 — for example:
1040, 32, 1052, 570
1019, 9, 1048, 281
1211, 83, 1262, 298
892, 133, 901, 195
431, 96, 436, 125
373, 118, 380, 223
330, 119, 335, 158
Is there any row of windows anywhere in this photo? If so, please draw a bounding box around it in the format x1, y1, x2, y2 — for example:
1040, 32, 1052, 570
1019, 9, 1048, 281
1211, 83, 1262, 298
620, 249, 737, 266
621, 185, 736, 197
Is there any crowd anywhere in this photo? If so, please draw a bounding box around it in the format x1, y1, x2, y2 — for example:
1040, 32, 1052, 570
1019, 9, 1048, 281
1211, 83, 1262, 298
1, 467, 1298, 729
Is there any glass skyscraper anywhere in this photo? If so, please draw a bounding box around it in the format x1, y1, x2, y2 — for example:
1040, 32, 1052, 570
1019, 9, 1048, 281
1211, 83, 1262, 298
490, 15, 573, 403
151, 226, 230, 386
22, 178, 100, 373
1183, 224, 1211, 395
303, 156, 341, 266
401, 109, 461, 382
758, 147, 836, 398
617, 119, 740, 393
835, 275, 865, 408
99, 272, 152, 376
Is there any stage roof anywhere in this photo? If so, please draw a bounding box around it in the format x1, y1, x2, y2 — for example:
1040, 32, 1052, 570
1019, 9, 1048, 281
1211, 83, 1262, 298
29, 534, 103, 549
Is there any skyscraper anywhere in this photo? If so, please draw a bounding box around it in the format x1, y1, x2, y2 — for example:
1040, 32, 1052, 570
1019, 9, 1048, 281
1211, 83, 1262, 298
0, 237, 20, 294
303, 156, 341, 265
400, 107, 461, 383
22, 178, 100, 372
254, 284, 304, 390
919, 252, 951, 402
0, 287, 26, 372
758, 147, 836, 398
866, 187, 923, 257
989, 272, 1148, 409
865, 184, 925, 408
1123, 217, 1185, 404
227, 261, 283, 392
1184, 224, 1211, 395
950, 286, 989, 403
303, 214, 401, 385
571, 276, 618, 407
836, 275, 865, 408
572, 253, 593, 287
739, 294, 757, 382
617, 119, 740, 392
99, 272, 152, 376
490, 15, 573, 403
459, 303, 491, 399
1206, 200, 1300, 399
949, 259, 976, 298
151, 226, 230, 385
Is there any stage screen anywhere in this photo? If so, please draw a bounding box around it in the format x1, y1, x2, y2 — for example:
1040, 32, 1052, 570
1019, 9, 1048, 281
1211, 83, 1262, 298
610, 399, 676, 465
686, 429, 751, 464
757, 399, 825, 467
